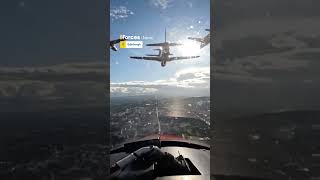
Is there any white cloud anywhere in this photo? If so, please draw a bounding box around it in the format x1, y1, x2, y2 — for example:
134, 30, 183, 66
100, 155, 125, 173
150, 0, 171, 10
111, 66, 210, 96
110, 6, 134, 21
110, 86, 158, 97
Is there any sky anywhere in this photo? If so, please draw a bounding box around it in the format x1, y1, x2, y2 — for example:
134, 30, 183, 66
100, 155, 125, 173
110, 0, 210, 97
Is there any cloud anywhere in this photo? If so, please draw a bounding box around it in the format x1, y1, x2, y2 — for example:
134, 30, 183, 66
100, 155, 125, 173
111, 67, 210, 96
111, 87, 158, 96
213, 17, 320, 83
0, 62, 107, 110
110, 6, 134, 21
212, 61, 274, 83
212, 0, 320, 112
150, 0, 171, 10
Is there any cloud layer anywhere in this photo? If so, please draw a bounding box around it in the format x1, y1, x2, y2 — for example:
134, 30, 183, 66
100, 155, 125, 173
0, 62, 107, 111
111, 67, 210, 96
150, 0, 171, 10
212, 0, 320, 112
110, 6, 134, 21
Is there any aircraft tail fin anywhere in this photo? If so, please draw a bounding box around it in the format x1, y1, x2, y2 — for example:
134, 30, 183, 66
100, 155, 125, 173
165, 28, 167, 42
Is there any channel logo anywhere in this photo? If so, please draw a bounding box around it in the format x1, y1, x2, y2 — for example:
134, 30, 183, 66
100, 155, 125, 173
119, 34, 144, 49
120, 40, 143, 49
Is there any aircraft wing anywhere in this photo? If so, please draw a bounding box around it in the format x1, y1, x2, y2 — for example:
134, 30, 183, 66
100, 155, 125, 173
146, 43, 182, 46
146, 43, 166, 46
169, 56, 200, 61
188, 37, 204, 43
110, 38, 124, 45
200, 41, 210, 49
130, 56, 162, 62
110, 45, 118, 51
110, 39, 126, 51
168, 43, 183, 46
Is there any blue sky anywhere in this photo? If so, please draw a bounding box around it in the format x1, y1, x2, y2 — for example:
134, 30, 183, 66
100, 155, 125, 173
110, 0, 210, 96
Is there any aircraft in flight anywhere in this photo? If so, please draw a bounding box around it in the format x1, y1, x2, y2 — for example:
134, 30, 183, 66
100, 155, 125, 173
130, 29, 200, 67
188, 29, 210, 49
110, 39, 126, 51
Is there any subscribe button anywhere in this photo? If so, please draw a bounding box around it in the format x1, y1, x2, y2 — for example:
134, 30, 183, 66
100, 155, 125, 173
120, 41, 143, 49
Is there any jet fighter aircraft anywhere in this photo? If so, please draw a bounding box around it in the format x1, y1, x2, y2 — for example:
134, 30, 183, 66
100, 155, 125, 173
188, 29, 210, 49
130, 29, 200, 67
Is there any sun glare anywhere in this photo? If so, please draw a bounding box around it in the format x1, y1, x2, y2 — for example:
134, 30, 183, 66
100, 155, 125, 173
177, 40, 201, 56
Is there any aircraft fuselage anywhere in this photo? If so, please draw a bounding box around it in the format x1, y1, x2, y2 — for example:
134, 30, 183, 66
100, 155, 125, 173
160, 43, 171, 67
